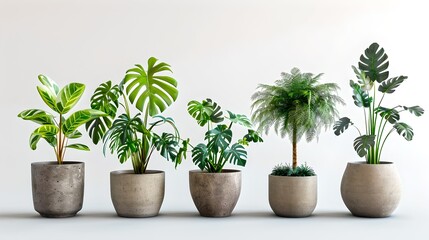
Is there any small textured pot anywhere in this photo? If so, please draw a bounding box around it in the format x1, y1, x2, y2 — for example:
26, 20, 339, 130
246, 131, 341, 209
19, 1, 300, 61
269, 175, 317, 217
31, 161, 84, 218
110, 170, 165, 218
341, 161, 401, 218
189, 169, 241, 217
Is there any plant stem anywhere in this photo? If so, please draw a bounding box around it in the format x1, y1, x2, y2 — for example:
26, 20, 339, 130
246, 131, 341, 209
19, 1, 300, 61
58, 114, 63, 164
292, 125, 297, 169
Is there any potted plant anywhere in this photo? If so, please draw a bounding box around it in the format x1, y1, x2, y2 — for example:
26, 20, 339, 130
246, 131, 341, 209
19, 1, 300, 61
251, 68, 343, 217
186, 98, 263, 217
86, 57, 188, 218
333, 42, 424, 217
18, 75, 106, 217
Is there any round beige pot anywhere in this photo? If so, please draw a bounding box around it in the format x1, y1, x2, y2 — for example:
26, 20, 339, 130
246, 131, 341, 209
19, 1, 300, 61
110, 170, 165, 218
269, 175, 317, 217
31, 161, 84, 218
341, 161, 401, 218
189, 169, 241, 217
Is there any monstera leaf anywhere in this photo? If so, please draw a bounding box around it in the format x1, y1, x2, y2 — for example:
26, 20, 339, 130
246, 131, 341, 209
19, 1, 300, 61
394, 122, 414, 141
333, 117, 353, 136
121, 57, 178, 117
205, 124, 232, 152
375, 107, 400, 124
223, 143, 247, 167
153, 133, 179, 162
192, 143, 209, 170
18, 109, 55, 125
350, 80, 372, 107
62, 109, 107, 136
226, 110, 252, 128
378, 76, 406, 93
358, 42, 389, 83
188, 99, 223, 126
353, 135, 375, 157
403, 106, 424, 117
55, 83, 85, 114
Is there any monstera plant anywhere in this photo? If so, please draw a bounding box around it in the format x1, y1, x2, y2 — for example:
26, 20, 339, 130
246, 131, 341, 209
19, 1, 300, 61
18, 75, 106, 218
18, 75, 106, 164
334, 42, 425, 218
86, 57, 187, 217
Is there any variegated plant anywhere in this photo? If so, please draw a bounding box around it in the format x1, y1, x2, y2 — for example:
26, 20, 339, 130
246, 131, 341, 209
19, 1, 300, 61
86, 57, 188, 174
18, 75, 107, 164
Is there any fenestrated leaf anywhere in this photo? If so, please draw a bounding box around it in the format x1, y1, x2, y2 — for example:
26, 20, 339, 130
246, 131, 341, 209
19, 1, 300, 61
226, 110, 252, 128
66, 143, 90, 151
176, 138, 189, 167
37, 85, 58, 112
222, 143, 247, 167
89, 80, 120, 117
393, 122, 414, 141
205, 124, 232, 152
153, 133, 179, 162
121, 58, 178, 116
403, 106, 424, 117
358, 42, 389, 83
62, 109, 107, 135
56, 83, 85, 114
86, 116, 112, 144
350, 80, 372, 107
375, 107, 400, 124
333, 117, 353, 136
353, 135, 375, 157
18, 109, 55, 125
187, 99, 214, 126
38, 74, 60, 95
191, 143, 208, 170
243, 129, 263, 143
207, 99, 224, 123
378, 76, 406, 93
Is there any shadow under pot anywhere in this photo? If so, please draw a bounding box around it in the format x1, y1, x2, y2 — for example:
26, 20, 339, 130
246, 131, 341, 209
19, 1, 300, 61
189, 169, 241, 217
269, 175, 317, 217
31, 161, 84, 218
110, 170, 165, 218
341, 161, 401, 218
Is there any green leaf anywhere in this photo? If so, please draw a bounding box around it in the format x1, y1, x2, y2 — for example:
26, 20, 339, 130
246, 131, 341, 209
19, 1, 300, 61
29, 125, 59, 150
358, 42, 389, 83
17, 109, 55, 125
90, 80, 120, 117
243, 129, 263, 143
86, 116, 112, 144
333, 117, 353, 136
66, 143, 90, 151
56, 83, 85, 114
226, 110, 252, 128
187, 99, 214, 126
176, 138, 189, 167
205, 124, 232, 152
153, 133, 179, 162
29, 133, 42, 150
378, 76, 406, 93
38, 74, 59, 95
403, 106, 424, 117
37, 85, 58, 112
375, 107, 400, 124
66, 130, 82, 139
191, 143, 208, 170
62, 109, 107, 135
207, 99, 224, 123
223, 143, 247, 167
121, 58, 178, 116
353, 135, 375, 157
393, 122, 414, 141
350, 80, 372, 107
33, 124, 59, 136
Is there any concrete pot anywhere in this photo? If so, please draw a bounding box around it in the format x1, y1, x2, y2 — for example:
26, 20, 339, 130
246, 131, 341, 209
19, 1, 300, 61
269, 175, 317, 217
341, 161, 401, 218
189, 169, 241, 217
110, 170, 165, 218
31, 161, 84, 218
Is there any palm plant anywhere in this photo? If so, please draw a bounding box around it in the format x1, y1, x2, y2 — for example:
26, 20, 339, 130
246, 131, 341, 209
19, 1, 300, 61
18, 75, 107, 164
333, 43, 424, 164
251, 68, 343, 171
86, 57, 188, 174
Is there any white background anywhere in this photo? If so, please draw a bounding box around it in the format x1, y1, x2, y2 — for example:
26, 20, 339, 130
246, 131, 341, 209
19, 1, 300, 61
1, 0, 428, 239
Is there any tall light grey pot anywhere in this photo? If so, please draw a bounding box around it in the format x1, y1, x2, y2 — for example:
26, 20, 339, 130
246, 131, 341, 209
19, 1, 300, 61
341, 161, 401, 218
110, 170, 165, 218
269, 175, 317, 217
31, 161, 84, 218
189, 169, 241, 217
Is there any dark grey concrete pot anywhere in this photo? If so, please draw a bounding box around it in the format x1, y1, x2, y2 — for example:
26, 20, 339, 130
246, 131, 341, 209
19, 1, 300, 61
110, 170, 165, 218
341, 161, 401, 218
31, 161, 84, 218
189, 169, 241, 217
269, 175, 317, 217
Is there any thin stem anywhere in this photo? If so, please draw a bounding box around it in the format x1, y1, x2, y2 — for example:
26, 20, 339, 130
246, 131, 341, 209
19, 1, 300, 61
379, 128, 395, 161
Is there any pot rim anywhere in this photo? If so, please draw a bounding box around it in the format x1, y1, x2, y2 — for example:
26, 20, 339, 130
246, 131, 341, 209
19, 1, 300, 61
110, 169, 164, 175
348, 161, 394, 165
269, 174, 317, 178
31, 161, 84, 166
189, 169, 241, 174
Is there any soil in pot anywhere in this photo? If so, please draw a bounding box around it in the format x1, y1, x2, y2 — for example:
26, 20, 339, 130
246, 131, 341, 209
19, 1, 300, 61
189, 169, 241, 217
31, 161, 84, 218
269, 175, 317, 217
110, 170, 165, 218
